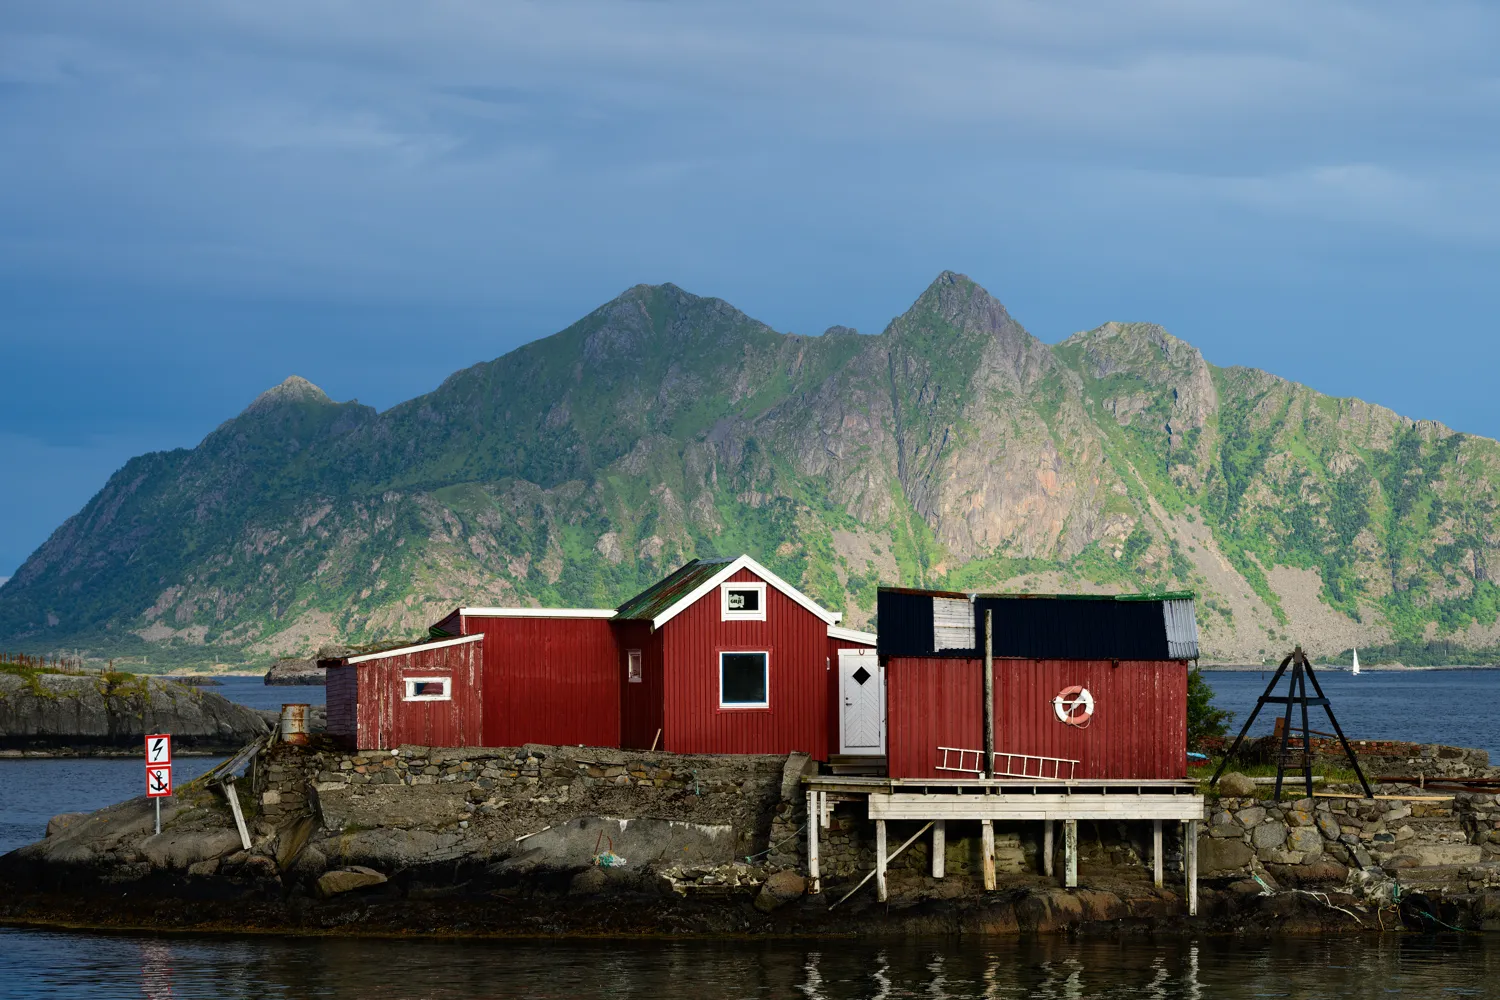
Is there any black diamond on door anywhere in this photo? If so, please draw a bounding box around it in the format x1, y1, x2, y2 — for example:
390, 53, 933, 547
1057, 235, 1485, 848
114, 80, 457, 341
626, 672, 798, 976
852, 666, 871, 685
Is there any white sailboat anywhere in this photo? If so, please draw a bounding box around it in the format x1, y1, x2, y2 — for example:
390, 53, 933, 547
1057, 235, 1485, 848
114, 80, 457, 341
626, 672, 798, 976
1351, 649, 1361, 676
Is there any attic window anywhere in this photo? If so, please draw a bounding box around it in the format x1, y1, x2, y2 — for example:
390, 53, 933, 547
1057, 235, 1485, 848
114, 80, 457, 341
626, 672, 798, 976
627, 649, 643, 684
933, 597, 975, 650
721, 582, 767, 621
403, 677, 451, 702
720, 652, 769, 708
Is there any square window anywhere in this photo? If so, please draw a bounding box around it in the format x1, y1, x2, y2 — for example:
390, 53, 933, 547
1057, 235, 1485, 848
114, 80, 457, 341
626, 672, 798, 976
719, 651, 769, 708
627, 649, 643, 684
721, 582, 767, 621
403, 677, 451, 701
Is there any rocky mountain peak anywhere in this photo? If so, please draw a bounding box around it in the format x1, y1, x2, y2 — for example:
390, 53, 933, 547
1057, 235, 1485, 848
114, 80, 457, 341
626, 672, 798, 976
242, 376, 333, 415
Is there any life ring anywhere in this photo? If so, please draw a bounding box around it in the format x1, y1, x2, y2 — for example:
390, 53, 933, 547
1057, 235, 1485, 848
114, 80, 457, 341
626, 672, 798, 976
1053, 686, 1094, 727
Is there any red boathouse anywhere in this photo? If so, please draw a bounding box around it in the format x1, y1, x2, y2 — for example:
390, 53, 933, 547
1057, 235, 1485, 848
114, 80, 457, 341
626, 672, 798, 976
876, 588, 1199, 781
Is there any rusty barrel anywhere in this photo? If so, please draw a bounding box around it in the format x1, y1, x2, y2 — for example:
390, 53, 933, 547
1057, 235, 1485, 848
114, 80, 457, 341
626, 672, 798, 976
279, 703, 311, 745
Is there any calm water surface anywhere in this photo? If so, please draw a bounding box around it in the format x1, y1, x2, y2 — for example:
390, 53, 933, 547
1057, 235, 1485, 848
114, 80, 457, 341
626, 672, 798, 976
3, 670, 1498, 997
1203, 667, 1500, 759
0, 932, 1496, 999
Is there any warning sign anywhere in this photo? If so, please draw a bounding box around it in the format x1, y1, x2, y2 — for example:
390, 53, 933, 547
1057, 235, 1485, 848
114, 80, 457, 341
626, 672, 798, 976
146, 764, 173, 798
145, 734, 171, 765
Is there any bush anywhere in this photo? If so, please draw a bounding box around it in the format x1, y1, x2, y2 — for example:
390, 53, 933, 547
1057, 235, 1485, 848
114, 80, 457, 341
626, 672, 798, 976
1187, 667, 1231, 751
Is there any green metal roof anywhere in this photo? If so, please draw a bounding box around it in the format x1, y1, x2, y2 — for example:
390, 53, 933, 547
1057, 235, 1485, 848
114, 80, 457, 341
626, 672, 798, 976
615, 558, 735, 621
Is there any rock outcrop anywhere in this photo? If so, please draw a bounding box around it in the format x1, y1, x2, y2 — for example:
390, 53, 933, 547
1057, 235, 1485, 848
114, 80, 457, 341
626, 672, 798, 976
0, 671, 270, 753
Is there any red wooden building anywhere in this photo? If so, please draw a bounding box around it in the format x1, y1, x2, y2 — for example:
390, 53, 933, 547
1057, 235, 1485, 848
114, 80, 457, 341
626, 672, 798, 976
324, 633, 485, 750
432, 608, 620, 750
876, 588, 1199, 781
613, 555, 873, 759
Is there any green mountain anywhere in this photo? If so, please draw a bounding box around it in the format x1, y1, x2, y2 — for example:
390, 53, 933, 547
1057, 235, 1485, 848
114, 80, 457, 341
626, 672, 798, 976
3, 273, 1498, 665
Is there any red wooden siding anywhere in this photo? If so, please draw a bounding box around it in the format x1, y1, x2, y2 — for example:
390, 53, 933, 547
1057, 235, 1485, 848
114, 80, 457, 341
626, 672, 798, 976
660, 568, 830, 758
342, 638, 485, 751
886, 657, 1188, 780
617, 619, 665, 750
325, 662, 358, 744
461, 615, 621, 749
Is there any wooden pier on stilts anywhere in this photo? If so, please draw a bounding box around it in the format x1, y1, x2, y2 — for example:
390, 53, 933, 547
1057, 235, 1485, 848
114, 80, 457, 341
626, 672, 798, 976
805, 774, 1205, 914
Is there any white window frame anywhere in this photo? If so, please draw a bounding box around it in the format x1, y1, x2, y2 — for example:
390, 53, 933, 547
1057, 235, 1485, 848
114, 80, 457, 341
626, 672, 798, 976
627, 649, 643, 684
720, 582, 768, 621
402, 676, 452, 702
718, 650, 770, 709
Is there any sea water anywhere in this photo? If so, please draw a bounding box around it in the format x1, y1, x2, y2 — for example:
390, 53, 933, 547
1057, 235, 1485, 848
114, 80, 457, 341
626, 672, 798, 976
2, 670, 1498, 998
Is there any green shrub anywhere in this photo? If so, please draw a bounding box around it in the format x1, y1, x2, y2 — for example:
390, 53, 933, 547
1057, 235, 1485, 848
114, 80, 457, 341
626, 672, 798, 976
1187, 667, 1231, 751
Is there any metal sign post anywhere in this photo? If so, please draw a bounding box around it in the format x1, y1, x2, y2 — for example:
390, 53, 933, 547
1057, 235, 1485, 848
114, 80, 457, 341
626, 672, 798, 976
145, 733, 172, 834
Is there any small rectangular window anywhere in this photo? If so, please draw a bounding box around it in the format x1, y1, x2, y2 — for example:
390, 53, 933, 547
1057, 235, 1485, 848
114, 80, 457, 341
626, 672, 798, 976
719, 651, 769, 708
627, 649, 643, 684
403, 677, 451, 701
721, 582, 767, 621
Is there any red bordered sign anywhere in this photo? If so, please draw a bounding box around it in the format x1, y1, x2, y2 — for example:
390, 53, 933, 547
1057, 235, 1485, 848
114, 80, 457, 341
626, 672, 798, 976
146, 764, 173, 797
145, 734, 172, 765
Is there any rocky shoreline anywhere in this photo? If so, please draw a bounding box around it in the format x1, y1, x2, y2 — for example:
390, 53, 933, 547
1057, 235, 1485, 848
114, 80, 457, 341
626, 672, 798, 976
4, 740, 1500, 938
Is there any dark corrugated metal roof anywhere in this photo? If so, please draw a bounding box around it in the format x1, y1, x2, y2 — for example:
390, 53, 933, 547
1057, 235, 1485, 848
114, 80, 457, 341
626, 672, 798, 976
428, 608, 463, 638
877, 587, 1199, 660
615, 558, 734, 621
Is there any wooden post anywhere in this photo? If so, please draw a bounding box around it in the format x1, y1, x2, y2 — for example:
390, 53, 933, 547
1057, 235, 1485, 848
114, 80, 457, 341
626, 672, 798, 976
875, 819, 888, 902
1043, 820, 1054, 877
1186, 819, 1199, 916
223, 777, 252, 851
1063, 819, 1078, 888
981, 819, 996, 890
806, 789, 821, 894
1152, 819, 1164, 889
931, 820, 946, 878
983, 610, 994, 778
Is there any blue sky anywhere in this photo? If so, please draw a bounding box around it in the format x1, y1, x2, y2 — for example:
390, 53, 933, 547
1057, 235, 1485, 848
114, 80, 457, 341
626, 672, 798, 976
2, 1, 1499, 580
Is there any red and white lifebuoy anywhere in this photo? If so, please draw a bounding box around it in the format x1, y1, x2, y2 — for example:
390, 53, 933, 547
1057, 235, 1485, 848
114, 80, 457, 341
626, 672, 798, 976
1053, 685, 1094, 727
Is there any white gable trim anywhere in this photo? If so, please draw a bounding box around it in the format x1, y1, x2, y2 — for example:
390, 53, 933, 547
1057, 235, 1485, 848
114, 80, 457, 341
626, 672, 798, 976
460, 607, 617, 619
828, 625, 877, 646
345, 632, 484, 665
650, 554, 840, 630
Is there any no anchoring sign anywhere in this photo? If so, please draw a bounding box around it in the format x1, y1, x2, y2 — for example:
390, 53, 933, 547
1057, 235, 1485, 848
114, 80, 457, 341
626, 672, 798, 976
146, 764, 173, 797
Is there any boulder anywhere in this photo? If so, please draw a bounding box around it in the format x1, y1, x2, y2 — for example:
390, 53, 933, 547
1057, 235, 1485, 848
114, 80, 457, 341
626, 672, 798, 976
1235, 806, 1267, 828
316, 866, 388, 898
1287, 827, 1323, 858
46, 813, 88, 837
1197, 836, 1253, 874
140, 830, 244, 870
1315, 812, 1341, 841
753, 870, 806, 912
1251, 821, 1288, 851
1218, 773, 1257, 798
1402, 844, 1483, 867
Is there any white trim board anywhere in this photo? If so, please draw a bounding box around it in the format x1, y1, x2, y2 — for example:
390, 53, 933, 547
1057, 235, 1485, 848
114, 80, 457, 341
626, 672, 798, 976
460, 607, 617, 619
828, 625, 877, 646
345, 632, 484, 664
650, 554, 841, 630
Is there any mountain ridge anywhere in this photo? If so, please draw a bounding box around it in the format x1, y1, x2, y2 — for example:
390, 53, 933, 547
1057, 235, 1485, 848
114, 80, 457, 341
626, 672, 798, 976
3, 272, 1497, 666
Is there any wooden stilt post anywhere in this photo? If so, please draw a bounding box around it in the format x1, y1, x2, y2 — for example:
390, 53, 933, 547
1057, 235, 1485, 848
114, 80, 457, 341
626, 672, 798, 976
1043, 820, 1054, 877
981, 819, 996, 890
875, 819, 888, 902
1186, 819, 1199, 916
931, 820, 946, 878
1152, 819, 1164, 889
806, 789, 821, 894
1064, 819, 1078, 888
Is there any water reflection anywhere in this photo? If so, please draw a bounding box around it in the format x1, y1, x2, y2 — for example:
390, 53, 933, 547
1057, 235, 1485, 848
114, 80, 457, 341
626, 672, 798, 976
1, 930, 1497, 999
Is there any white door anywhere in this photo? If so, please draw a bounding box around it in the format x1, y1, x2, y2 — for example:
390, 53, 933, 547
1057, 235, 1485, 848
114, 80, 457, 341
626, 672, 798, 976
838, 649, 885, 755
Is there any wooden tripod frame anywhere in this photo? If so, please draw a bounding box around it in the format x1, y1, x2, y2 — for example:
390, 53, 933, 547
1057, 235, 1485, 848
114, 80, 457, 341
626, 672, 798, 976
1210, 645, 1373, 801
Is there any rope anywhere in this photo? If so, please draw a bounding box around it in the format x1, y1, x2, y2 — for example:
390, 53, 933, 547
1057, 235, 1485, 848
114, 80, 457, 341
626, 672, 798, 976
743, 822, 807, 864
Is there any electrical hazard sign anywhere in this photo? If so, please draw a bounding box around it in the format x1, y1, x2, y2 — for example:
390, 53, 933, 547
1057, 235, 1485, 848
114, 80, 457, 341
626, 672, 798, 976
146, 764, 173, 798
145, 734, 172, 765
